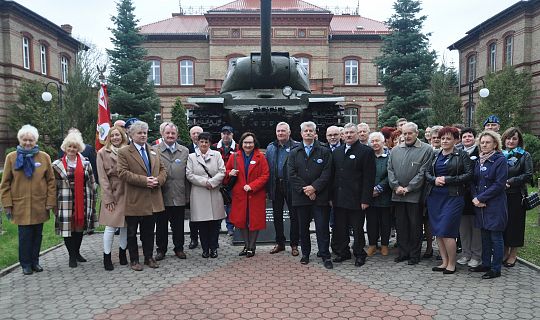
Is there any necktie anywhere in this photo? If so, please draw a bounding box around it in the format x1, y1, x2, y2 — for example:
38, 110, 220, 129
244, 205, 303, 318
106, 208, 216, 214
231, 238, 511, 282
140, 146, 151, 176
305, 145, 312, 157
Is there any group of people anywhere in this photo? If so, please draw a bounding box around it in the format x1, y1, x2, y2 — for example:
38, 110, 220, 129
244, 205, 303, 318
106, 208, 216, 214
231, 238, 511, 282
0, 113, 532, 279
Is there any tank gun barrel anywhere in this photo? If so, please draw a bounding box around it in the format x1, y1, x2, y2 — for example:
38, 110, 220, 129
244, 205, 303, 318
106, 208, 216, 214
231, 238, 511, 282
260, 0, 272, 77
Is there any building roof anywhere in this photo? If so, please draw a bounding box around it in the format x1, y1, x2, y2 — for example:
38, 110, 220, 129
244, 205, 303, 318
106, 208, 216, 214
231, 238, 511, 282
140, 15, 208, 35
209, 0, 329, 13
449, 0, 540, 50
330, 15, 389, 35
0, 0, 88, 50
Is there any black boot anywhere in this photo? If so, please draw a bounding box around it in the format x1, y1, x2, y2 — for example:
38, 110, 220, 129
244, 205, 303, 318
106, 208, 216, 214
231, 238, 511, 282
103, 253, 114, 271
119, 248, 128, 265
73, 232, 87, 262
64, 237, 77, 268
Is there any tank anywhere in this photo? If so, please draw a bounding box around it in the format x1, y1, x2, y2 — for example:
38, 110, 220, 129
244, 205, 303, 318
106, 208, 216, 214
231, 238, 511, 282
188, 0, 344, 147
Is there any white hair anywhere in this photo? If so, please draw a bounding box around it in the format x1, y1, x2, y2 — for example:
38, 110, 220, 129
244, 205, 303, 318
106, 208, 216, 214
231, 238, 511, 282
300, 121, 316, 131
129, 121, 149, 135
368, 132, 385, 144
60, 131, 85, 153
357, 122, 370, 130
402, 122, 418, 132
160, 122, 177, 134
343, 123, 358, 131
17, 124, 39, 142
276, 122, 290, 132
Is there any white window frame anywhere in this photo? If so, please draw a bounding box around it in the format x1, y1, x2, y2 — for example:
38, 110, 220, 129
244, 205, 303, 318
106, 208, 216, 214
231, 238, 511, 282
345, 60, 358, 85
22, 37, 30, 69
179, 60, 193, 86
344, 107, 358, 124
295, 57, 309, 75
489, 43, 497, 72
61, 56, 69, 83
40, 45, 47, 75
467, 55, 476, 82
148, 60, 161, 85
505, 36, 513, 66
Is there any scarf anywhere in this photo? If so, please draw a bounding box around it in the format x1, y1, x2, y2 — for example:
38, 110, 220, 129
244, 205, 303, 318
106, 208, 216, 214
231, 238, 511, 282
463, 145, 476, 155
15, 145, 39, 178
502, 147, 525, 166
479, 150, 496, 166
62, 154, 85, 229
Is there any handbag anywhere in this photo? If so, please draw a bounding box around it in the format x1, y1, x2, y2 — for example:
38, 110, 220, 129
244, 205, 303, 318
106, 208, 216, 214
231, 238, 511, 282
522, 192, 540, 210
223, 153, 238, 191
199, 160, 232, 205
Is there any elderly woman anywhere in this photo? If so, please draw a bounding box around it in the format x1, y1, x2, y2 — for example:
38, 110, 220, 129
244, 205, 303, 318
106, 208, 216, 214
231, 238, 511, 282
501, 127, 533, 267
52, 131, 97, 268
226, 132, 269, 257
0, 125, 56, 275
425, 127, 473, 274
469, 131, 508, 279
186, 132, 226, 258
97, 125, 128, 271
366, 132, 392, 256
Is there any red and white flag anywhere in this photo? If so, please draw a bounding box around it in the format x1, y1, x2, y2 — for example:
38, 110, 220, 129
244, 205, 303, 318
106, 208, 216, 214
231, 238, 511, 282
95, 83, 111, 151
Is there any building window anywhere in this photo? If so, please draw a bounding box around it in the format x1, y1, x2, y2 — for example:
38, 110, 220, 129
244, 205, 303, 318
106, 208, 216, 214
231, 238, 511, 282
179, 60, 194, 85
60, 56, 69, 83
344, 107, 358, 124
504, 36, 513, 66
40, 45, 47, 75
345, 60, 358, 85
295, 57, 309, 75
488, 42, 497, 72
377, 67, 386, 85
22, 37, 30, 69
467, 55, 476, 82
148, 60, 161, 85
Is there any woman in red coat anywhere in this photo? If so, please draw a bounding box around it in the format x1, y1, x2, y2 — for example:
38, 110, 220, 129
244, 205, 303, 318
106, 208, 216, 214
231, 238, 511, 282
225, 132, 269, 257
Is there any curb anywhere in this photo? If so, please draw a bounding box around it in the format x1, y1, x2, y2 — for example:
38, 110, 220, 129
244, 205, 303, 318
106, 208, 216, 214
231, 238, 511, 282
0, 243, 64, 277
517, 256, 540, 272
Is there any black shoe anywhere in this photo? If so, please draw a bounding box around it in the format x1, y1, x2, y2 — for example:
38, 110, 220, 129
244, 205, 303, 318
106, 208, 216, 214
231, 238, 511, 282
503, 259, 516, 267
155, 251, 165, 261
432, 266, 446, 272
469, 265, 490, 272
239, 247, 248, 256
189, 240, 198, 249
246, 248, 256, 258
69, 256, 77, 268
333, 255, 351, 263
202, 250, 210, 258
119, 248, 128, 265
394, 256, 409, 263
22, 266, 33, 275
482, 270, 501, 279
210, 249, 218, 258
31, 264, 44, 272
407, 258, 419, 265
443, 268, 456, 274
355, 257, 366, 267
323, 259, 333, 269
300, 256, 309, 265
103, 253, 114, 271
76, 253, 87, 263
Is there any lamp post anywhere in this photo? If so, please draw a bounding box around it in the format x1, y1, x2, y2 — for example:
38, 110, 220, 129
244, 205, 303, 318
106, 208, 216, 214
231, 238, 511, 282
467, 79, 490, 127
41, 82, 64, 145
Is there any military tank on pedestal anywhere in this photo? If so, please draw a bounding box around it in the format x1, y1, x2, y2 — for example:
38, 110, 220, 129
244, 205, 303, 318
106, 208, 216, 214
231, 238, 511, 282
188, 0, 344, 147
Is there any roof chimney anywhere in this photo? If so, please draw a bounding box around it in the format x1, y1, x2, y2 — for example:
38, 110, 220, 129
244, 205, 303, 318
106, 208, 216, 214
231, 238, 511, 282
61, 24, 72, 35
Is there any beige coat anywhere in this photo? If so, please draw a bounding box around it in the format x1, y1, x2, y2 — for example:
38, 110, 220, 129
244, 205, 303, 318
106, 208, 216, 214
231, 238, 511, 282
96, 147, 126, 227
186, 150, 226, 222
158, 142, 190, 207
0, 151, 56, 225
117, 143, 166, 216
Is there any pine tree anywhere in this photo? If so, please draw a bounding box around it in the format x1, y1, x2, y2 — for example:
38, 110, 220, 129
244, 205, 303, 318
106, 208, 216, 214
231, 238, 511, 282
375, 0, 437, 128
170, 98, 190, 144
107, 0, 160, 134
429, 65, 463, 126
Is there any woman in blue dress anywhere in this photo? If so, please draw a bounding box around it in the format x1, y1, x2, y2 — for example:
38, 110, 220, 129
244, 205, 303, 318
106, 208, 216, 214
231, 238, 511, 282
425, 127, 473, 274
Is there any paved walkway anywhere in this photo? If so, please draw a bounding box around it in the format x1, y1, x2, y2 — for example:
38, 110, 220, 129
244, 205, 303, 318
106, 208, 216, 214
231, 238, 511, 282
1, 233, 539, 320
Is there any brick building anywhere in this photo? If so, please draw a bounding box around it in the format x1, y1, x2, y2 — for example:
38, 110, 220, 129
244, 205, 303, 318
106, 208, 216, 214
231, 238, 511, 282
449, 0, 540, 134
0, 0, 85, 159
139, 0, 389, 130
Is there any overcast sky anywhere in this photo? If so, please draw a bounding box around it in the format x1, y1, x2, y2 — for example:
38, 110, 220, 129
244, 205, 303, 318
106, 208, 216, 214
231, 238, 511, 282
17, 0, 520, 67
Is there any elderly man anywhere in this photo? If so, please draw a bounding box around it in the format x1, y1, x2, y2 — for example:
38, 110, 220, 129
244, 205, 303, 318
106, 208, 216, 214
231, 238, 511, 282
483, 115, 500, 132
266, 122, 301, 255
326, 125, 342, 151
117, 121, 167, 271
357, 123, 370, 145
396, 118, 408, 130
288, 121, 333, 269
387, 122, 433, 265
155, 122, 190, 261
187, 125, 203, 249
332, 123, 376, 267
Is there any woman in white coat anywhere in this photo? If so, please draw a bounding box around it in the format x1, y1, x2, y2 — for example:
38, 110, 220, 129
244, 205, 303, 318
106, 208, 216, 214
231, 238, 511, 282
186, 132, 226, 258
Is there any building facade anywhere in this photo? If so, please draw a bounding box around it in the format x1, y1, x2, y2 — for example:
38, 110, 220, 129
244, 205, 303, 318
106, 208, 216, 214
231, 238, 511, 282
0, 0, 85, 159
139, 0, 389, 131
449, 0, 540, 134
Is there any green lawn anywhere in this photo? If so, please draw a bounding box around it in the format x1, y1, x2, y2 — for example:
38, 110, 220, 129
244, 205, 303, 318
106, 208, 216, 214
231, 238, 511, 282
519, 207, 540, 266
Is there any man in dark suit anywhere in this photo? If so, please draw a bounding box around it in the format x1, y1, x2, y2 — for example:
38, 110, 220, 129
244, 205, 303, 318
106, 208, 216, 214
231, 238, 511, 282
331, 123, 376, 267
187, 126, 203, 249
288, 121, 333, 269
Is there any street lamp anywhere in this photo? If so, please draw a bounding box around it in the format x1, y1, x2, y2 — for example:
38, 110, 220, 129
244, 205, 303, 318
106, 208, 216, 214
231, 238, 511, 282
467, 79, 489, 127
41, 82, 64, 144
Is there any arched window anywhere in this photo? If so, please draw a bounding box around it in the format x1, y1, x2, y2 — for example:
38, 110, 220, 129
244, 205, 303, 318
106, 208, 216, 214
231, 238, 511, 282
467, 54, 476, 82
148, 60, 161, 85
179, 60, 194, 85
344, 107, 359, 124
60, 56, 69, 83
344, 60, 358, 85
22, 37, 31, 69
504, 35, 513, 66
487, 42, 497, 72
39, 44, 48, 75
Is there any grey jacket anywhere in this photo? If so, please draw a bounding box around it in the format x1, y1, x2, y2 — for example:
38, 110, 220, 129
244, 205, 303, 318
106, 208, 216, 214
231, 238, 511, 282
387, 139, 433, 203
158, 142, 190, 206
